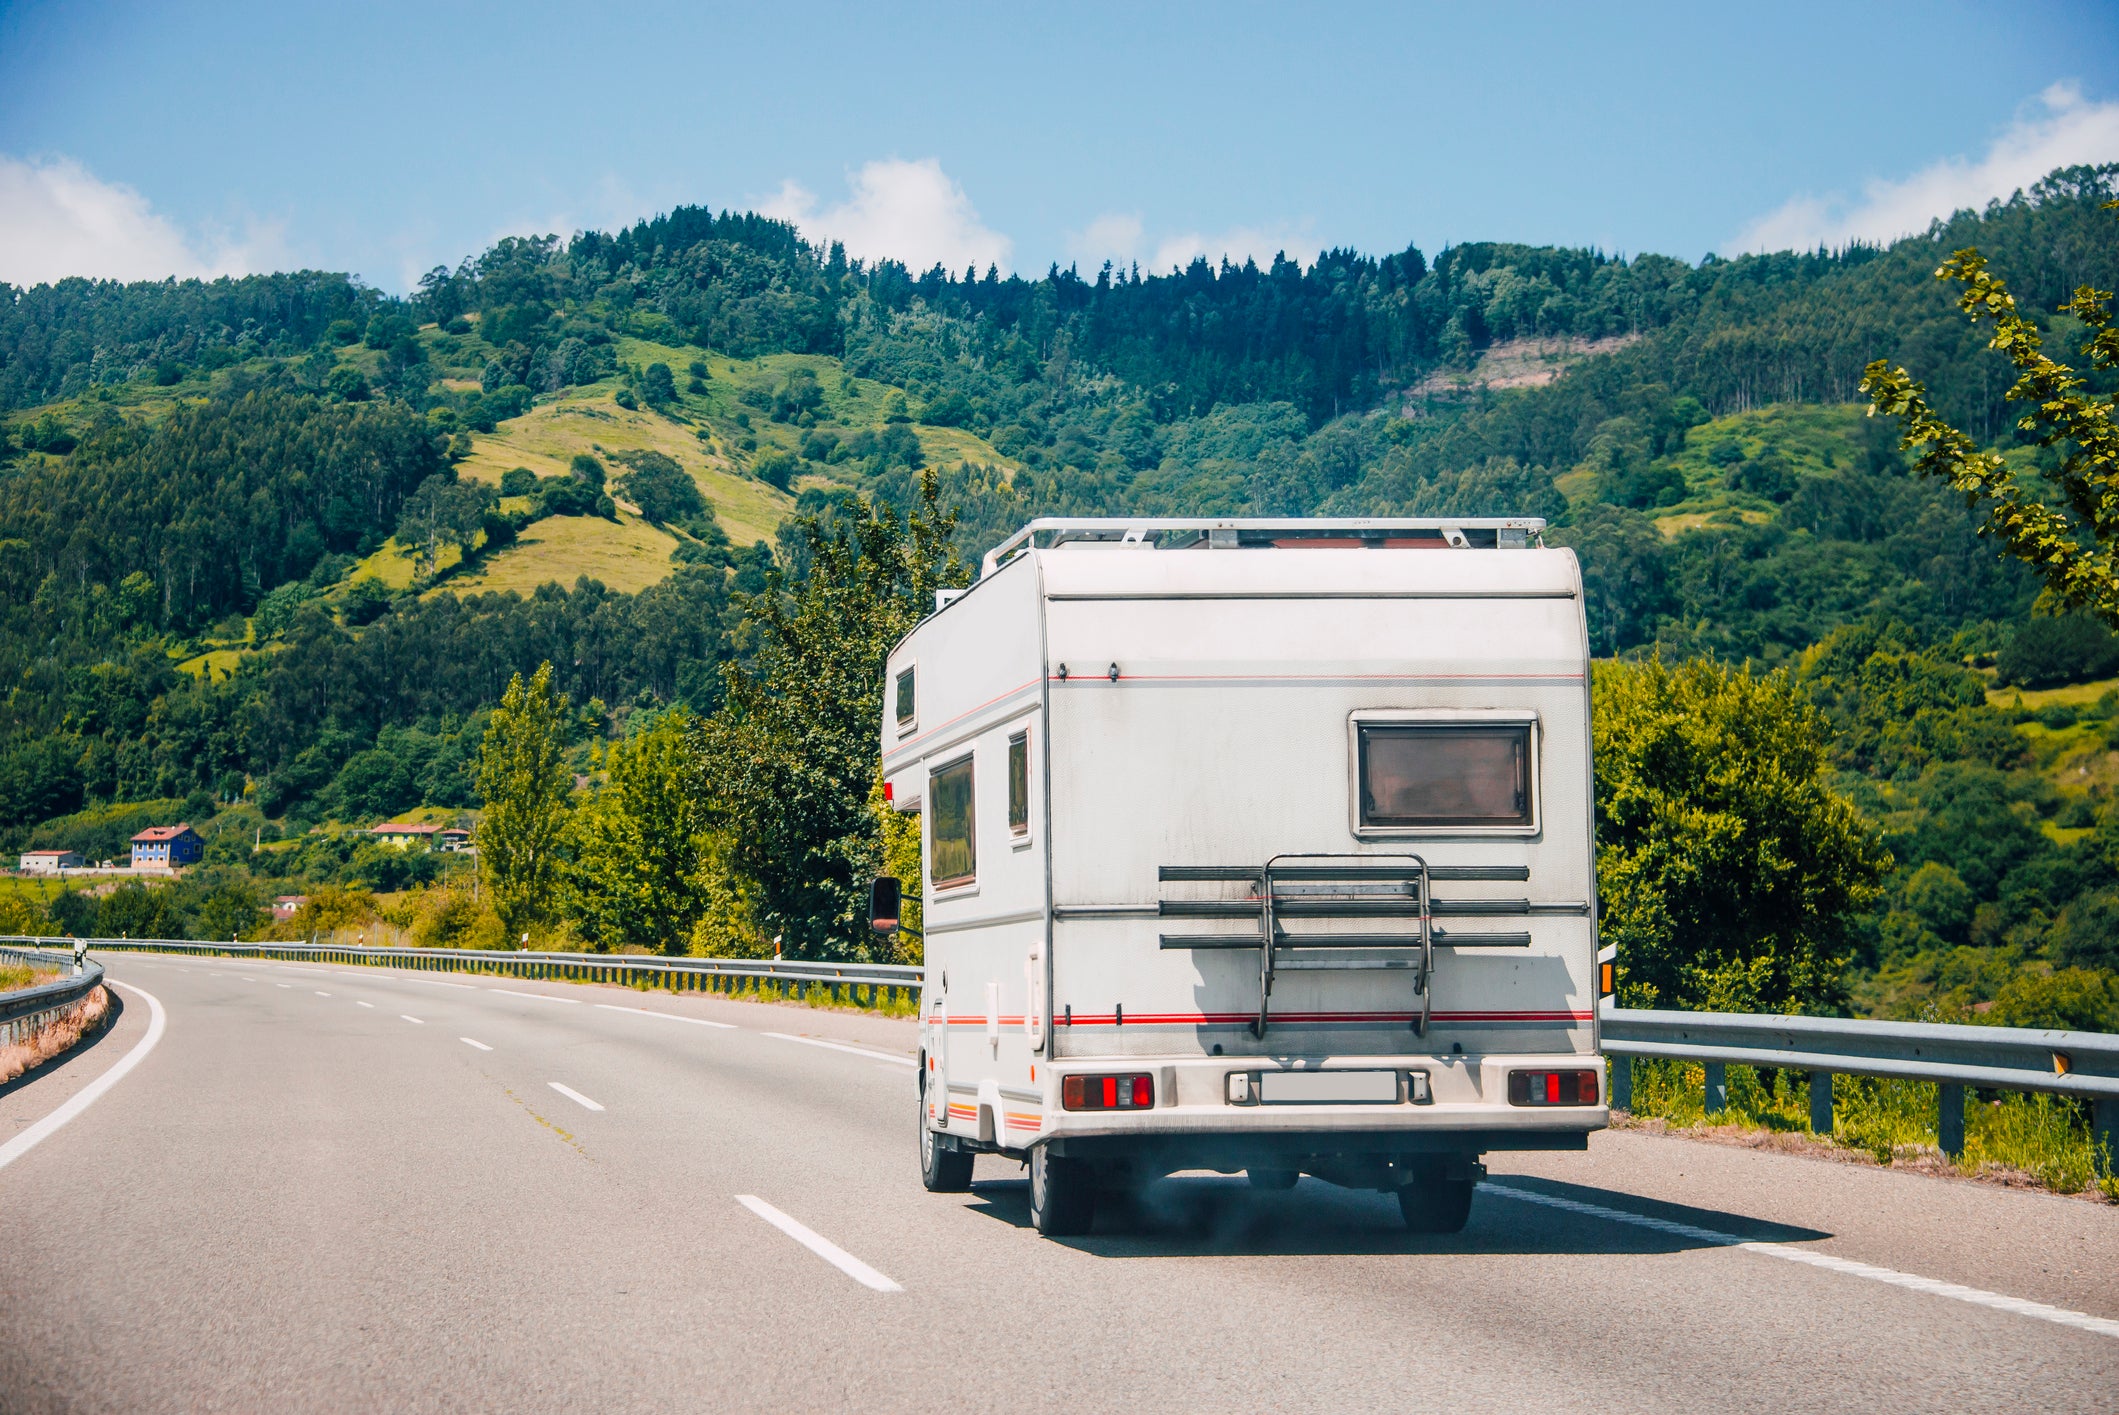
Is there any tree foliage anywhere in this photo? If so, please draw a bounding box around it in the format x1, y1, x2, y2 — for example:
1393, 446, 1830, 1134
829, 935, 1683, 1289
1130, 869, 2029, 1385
689, 472, 964, 958
475, 664, 573, 936
565, 712, 715, 954
1596, 658, 1891, 1012
1862, 201, 2119, 623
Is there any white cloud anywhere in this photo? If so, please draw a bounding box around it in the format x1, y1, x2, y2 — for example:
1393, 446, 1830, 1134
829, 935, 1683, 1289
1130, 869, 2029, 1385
1067, 210, 1318, 274
0, 154, 287, 286
758, 158, 1012, 274
1733, 82, 2119, 255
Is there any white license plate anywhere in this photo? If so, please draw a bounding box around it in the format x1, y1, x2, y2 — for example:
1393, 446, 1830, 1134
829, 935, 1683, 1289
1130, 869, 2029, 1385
1257, 1070, 1399, 1104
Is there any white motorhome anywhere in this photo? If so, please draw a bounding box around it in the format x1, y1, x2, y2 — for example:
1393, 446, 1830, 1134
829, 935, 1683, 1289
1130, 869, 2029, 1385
877, 518, 1605, 1236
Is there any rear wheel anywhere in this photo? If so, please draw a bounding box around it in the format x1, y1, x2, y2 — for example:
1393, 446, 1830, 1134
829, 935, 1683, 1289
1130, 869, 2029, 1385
1397, 1177, 1474, 1234
1247, 1168, 1299, 1191
1029, 1145, 1096, 1236
918, 1086, 973, 1192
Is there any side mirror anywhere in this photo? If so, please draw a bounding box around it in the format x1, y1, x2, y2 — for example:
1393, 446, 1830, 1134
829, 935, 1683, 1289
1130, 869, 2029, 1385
869, 876, 902, 934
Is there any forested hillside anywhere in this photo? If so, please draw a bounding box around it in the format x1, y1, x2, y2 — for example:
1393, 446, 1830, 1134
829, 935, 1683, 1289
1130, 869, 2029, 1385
3, 162, 2118, 1027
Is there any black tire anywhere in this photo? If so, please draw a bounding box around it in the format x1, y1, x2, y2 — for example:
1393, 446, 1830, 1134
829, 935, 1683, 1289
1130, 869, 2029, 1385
1397, 1177, 1475, 1234
919, 1090, 973, 1193
1029, 1144, 1096, 1236
1247, 1168, 1299, 1191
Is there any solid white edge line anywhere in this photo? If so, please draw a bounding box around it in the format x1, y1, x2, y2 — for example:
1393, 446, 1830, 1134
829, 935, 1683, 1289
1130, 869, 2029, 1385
495, 989, 580, 1005
593, 1003, 735, 1028
0, 980, 165, 1175
736, 1194, 903, 1292
1484, 1181, 2119, 1340
763, 1031, 916, 1067
547, 1081, 604, 1111
400, 1014, 424, 1024
460, 1037, 492, 1051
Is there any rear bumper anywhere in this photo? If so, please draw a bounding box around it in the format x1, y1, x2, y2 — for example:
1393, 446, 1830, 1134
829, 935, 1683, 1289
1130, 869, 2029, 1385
1021, 1051, 1607, 1158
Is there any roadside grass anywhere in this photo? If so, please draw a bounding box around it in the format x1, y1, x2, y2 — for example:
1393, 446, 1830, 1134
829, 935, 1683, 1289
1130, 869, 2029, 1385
619, 969, 919, 1018
1622, 1058, 2117, 1199
0, 961, 56, 990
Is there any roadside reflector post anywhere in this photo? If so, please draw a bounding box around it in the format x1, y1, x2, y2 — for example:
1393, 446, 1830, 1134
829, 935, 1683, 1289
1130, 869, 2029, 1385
1610, 1056, 1631, 1112
1938, 1083, 1966, 1159
1703, 1062, 1726, 1116
1809, 1072, 1833, 1135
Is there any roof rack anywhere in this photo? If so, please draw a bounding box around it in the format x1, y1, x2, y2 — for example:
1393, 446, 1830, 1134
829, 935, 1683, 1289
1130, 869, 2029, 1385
980, 516, 1547, 576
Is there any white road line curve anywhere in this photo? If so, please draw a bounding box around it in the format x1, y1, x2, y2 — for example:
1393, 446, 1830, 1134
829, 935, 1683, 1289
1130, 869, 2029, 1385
400, 1015, 424, 1025
1485, 1181, 2119, 1340
594, 1003, 735, 1028
548, 1082, 603, 1111
763, 1031, 916, 1067
0, 980, 166, 1175
314, 991, 331, 997
736, 1195, 903, 1292
494, 989, 580, 1005
355, 1001, 374, 1008
461, 1037, 492, 1051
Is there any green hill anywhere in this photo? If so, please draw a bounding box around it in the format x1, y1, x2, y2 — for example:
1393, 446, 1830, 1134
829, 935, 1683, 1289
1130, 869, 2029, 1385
4, 166, 2119, 1023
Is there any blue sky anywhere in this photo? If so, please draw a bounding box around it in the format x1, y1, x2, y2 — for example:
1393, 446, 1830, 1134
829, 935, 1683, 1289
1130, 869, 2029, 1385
1, 0, 2116, 291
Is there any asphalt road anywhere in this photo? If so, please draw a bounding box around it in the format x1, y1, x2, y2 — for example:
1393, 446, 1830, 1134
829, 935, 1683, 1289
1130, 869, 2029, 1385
1, 954, 2114, 1413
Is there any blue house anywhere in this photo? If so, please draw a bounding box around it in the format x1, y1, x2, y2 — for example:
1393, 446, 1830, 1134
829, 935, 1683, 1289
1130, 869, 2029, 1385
131, 823, 203, 870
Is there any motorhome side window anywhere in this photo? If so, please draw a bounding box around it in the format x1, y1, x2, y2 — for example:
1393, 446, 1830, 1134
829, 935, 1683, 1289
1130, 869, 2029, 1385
1359, 723, 1531, 828
1007, 731, 1029, 835
894, 666, 916, 728
930, 755, 976, 886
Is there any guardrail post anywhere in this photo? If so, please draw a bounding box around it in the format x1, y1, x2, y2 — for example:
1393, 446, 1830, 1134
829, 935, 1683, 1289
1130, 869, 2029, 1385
1938, 1083, 1966, 1158
1809, 1072, 1833, 1135
1703, 1062, 1726, 1116
2096, 1099, 2117, 1178
1610, 1056, 1631, 1111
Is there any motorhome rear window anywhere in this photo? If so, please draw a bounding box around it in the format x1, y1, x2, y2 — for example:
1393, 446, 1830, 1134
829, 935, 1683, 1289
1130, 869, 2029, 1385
930, 756, 976, 885
1359, 724, 1530, 828
894, 666, 916, 726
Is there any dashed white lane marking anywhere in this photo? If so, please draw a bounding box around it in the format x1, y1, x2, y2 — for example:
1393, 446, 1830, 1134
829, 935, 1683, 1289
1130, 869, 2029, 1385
400, 1014, 424, 1025
415, 979, 477, 990
461, 1037, 492, 1051
594, 1003, 735, 1028
355, 1001, 374, 1008
495, 989, 579, 1005
314, 991, 331, 997
547, 1082, 603, 1111
764, 1032, 916, 1067
275, 984, 291, 989
240, 977, 256, 982
736, 1195, 903, 1293
1485, 1182, 2119, 1340
0, 982, 166, 1175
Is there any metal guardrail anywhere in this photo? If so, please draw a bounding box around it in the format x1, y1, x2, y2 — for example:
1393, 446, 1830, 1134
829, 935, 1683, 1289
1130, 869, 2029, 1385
1600, 1000, 2119, 1160
1, 942, 104, 1048
1, 936, 920, 1006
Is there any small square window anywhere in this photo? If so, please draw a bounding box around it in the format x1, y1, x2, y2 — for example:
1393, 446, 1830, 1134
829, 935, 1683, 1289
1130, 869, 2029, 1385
894, 666, 916, 727
929, 755, 976, 886
1007, 731, 1030, 835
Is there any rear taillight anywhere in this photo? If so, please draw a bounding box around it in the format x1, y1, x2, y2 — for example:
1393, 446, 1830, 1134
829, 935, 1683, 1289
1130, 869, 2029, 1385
1061, 1073, 1155, 1111
1507, 1069, 1600, 1106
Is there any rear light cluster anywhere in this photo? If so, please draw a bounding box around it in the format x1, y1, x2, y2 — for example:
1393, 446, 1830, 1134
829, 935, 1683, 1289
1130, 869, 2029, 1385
1061, 1073, 1154, 1111
1508, 1069, 1600, 1106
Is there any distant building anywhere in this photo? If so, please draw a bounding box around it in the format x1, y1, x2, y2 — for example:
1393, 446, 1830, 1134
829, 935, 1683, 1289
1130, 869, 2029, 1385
371, 822, 445, 850
19, 849, 83, 874
130, 825, 203, 870
437, 828, 472, 852
271, 895, 307, 921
